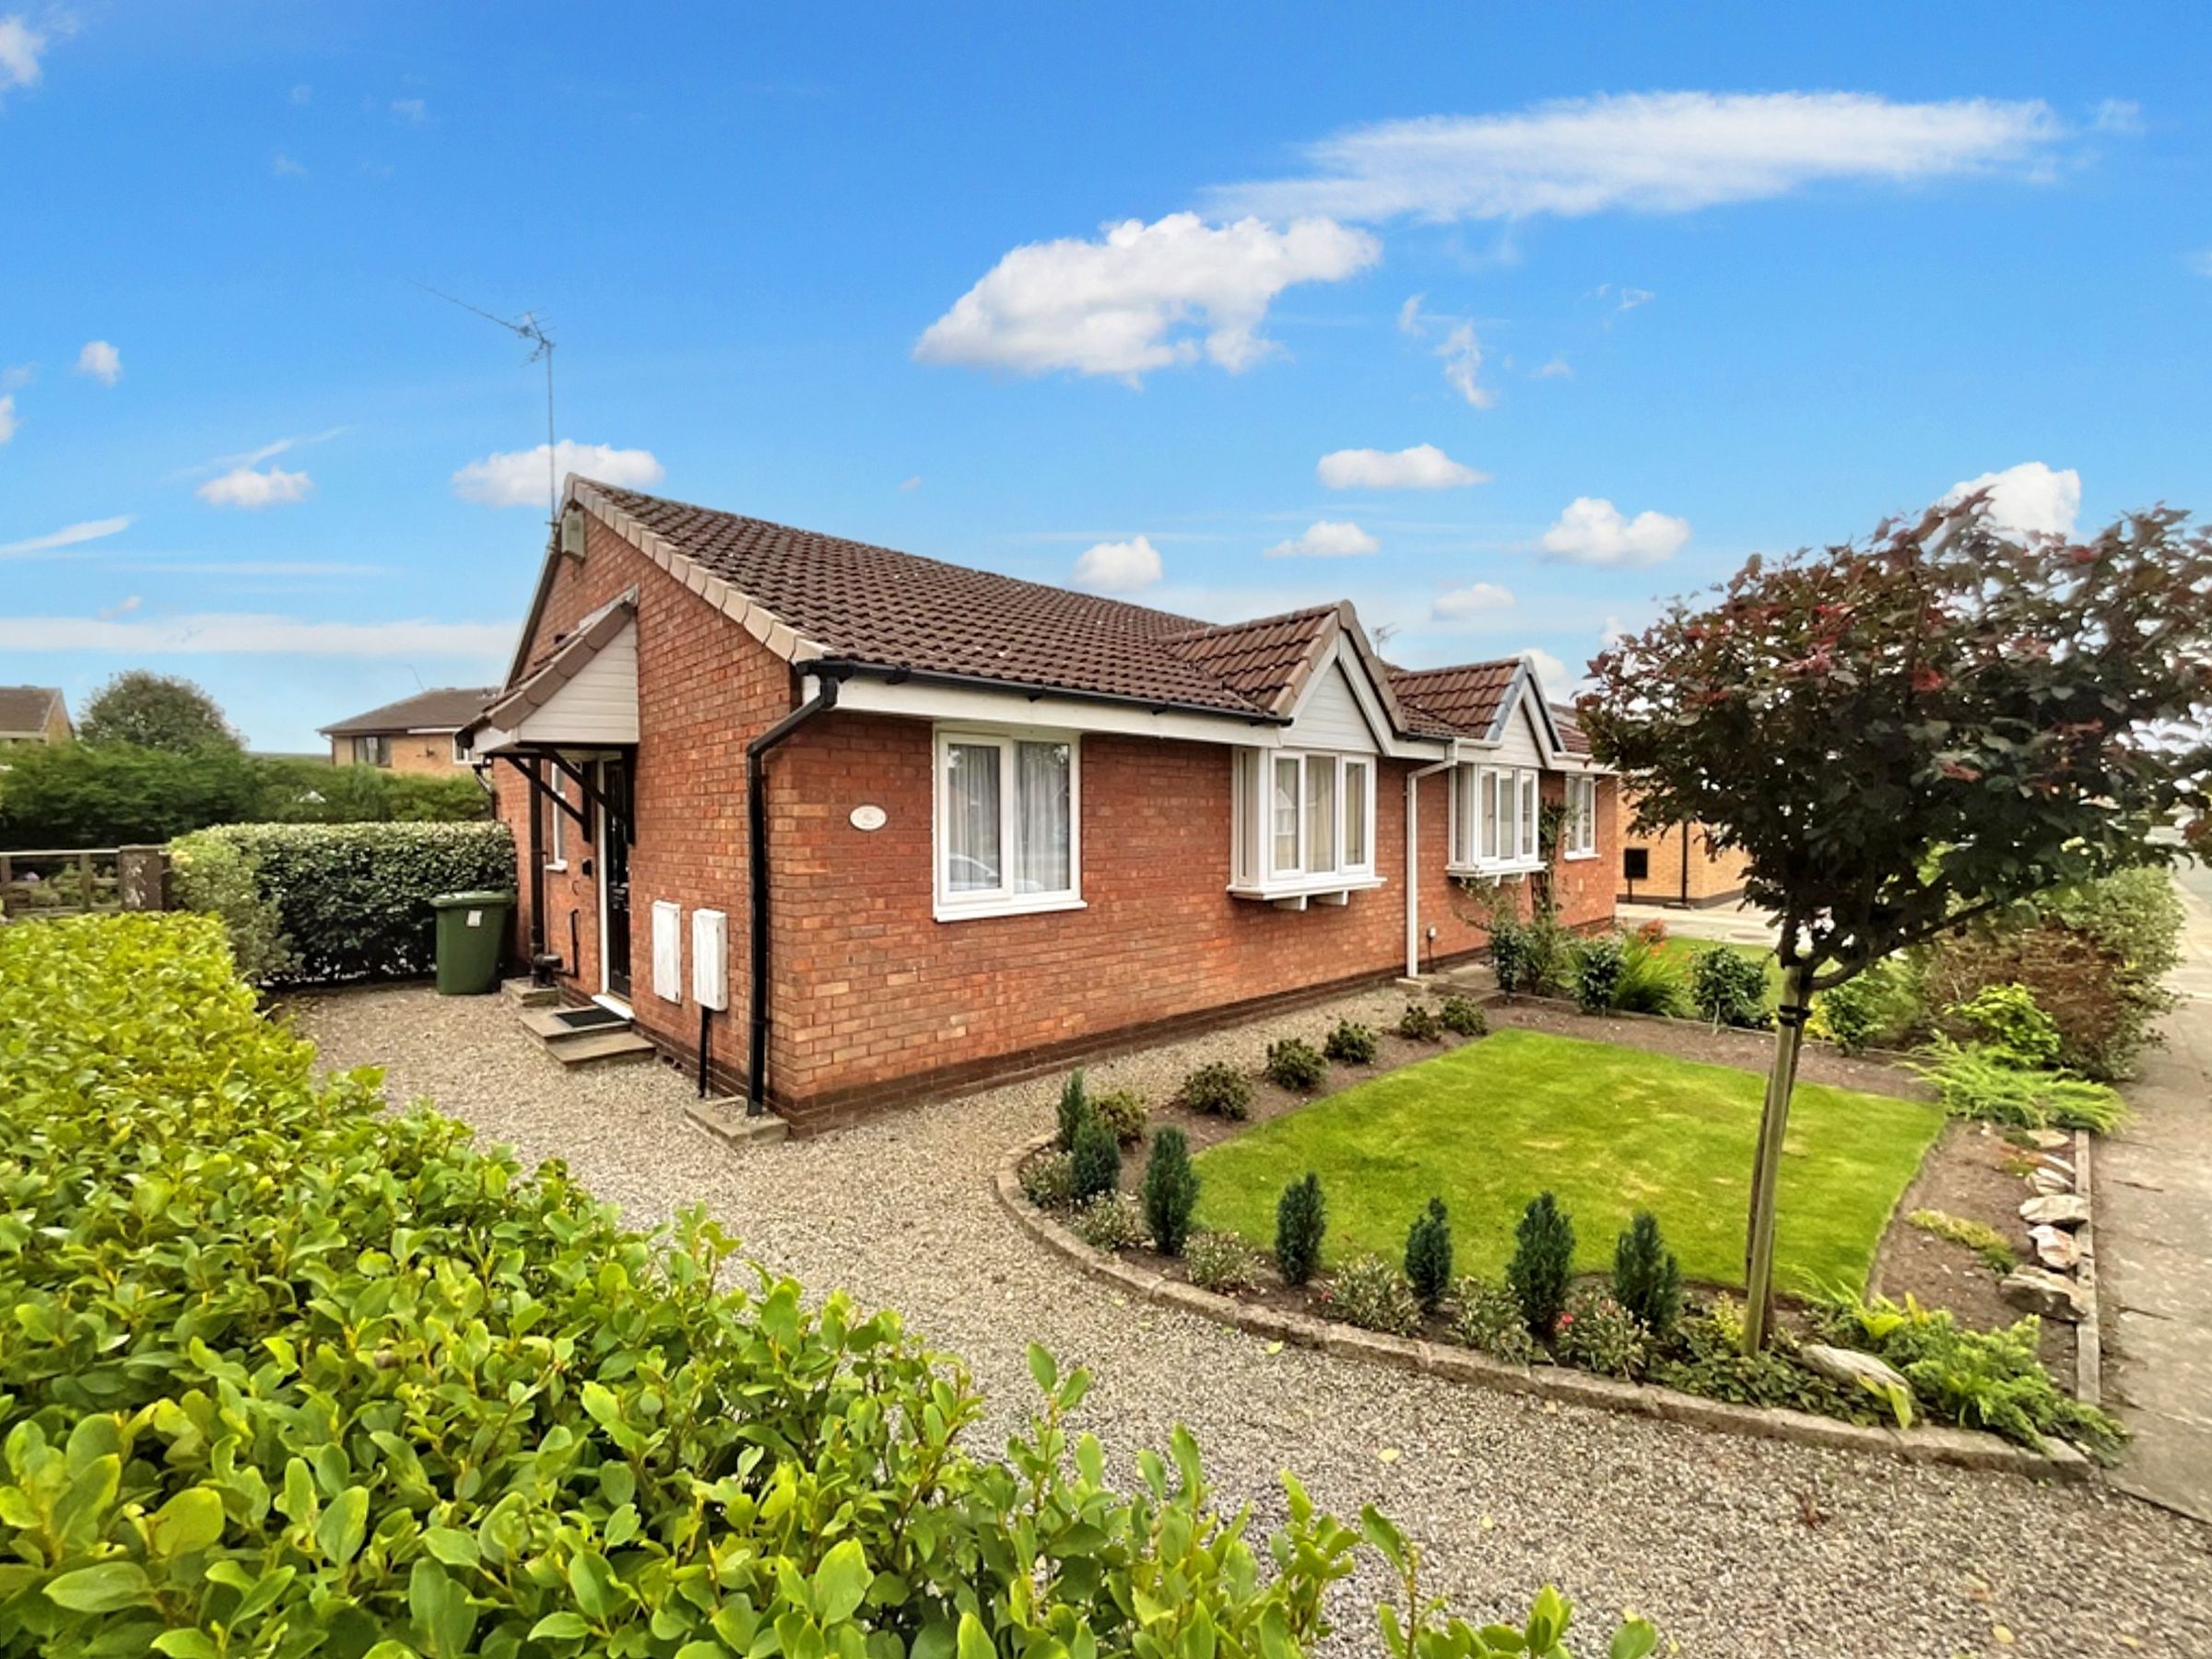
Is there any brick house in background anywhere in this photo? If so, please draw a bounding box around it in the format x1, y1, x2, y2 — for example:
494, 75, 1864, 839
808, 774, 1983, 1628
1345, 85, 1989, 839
321, 688, 498, 774
463, 477, 1618, 1130
0, 687, 72, 747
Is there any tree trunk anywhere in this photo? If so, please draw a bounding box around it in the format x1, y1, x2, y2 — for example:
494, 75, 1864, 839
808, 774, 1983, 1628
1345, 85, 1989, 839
1743, 961, 1815, 1352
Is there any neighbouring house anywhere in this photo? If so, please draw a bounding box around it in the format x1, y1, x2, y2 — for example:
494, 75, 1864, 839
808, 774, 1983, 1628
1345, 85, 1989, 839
463, 478, 1618, 1130
0, 687, 72, 747
1615, 791, 1751, 907
321, 688, 498, 773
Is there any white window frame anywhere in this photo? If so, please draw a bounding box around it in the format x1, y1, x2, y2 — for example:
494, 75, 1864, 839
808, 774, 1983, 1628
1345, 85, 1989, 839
1448, 763, 1547, 878
451, 733, 471, 765
932, 726, 1084, 922
544, 776, 569, 872
1229, 747, 1381, 903
1563, 774, 1598, 860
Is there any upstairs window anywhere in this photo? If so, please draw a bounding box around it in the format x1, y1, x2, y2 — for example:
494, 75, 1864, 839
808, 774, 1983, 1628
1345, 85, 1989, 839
935, 728, 1081, 920
1450, 764, 1543, 874
1232, 749, 1378, 900
1564, 774, 1598, 858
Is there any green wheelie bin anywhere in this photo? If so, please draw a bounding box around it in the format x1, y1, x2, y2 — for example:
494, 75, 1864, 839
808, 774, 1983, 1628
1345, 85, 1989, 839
429, 890, 514, 994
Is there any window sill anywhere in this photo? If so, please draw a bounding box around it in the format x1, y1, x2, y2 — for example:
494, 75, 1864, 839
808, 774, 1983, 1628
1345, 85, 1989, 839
935, 893, 1088, 924
1228, 874, 1385, 907
544, 861, 569, 874
1448, 860, 1545, 880
1562, 850, 1598, 862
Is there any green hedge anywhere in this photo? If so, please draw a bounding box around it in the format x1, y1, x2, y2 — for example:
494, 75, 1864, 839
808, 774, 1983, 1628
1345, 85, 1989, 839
171, 820, 515, 983
0, 914, 1653, 1659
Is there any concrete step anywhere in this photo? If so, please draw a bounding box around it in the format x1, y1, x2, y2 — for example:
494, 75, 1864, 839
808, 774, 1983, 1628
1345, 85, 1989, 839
520, 1006, 633, 1045
503, 976, 564, 1008
547, 1030, 658, 1067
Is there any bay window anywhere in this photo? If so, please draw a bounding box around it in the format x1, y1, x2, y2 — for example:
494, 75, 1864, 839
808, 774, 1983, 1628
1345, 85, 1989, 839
935, 728, 1081, 919
1231, 748, 1379, 900
1564, 774, 1598, 859
1449, 763, 1544, 875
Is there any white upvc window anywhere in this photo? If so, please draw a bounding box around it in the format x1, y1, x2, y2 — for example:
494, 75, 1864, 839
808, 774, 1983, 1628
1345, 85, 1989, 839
1564, 774, 1598, 859
1230, 748, 1380, 902
544, 775, 569, 870
934, 727, 1082, 921
1449, 763, 1545, 876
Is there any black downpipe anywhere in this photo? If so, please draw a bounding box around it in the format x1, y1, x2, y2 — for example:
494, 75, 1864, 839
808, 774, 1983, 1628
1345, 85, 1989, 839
525, 759, 547, 965
746, 676, 842, 1116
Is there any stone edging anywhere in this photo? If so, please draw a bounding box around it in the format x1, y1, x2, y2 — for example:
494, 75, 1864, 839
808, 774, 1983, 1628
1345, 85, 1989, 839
994, 1135, 2090, 1483
2073, 1126, 2102, 1408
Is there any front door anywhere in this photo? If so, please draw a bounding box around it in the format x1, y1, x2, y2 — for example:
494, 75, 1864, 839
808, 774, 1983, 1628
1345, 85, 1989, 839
600, 757, 632, 1000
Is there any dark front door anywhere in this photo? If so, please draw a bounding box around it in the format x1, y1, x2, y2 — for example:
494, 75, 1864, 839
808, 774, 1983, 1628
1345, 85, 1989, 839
601, 757, 632, 999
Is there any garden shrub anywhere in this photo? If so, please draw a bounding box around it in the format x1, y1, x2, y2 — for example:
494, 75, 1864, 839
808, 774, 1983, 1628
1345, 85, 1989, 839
1807, 957, 1922, 1054
1019, 1150, 1077, 1209
1073, 1191, 1149, 1252
1906, 1208, 2016, 1272
1487, 914, 1532, 996
1264, 1037, 1328, 1092
1054, 1068, 1090, 1151
1611, 932, 1688, 1018
1952, 982, 2062, 1070
1447, 1278, 1538, 1365
1556, 1287, 1648, 1379
1824, 1294, 2125, 1458
1507, 1192, 1576, 1336
1438, 994, 1488, 1037
1649, 1309, 1882, 1425
1403, 1197, 1453, 1311
1322, 1253, 1420, 1335
1069, 1114, 1123, 1203
1913, 1040, 2126, 1133
1610, 1211, 1683, 1338
1275, 1171, 1327, 1287
1183, 1230, 1263, 1294
165, 827, 290, 982
1089, 1086, 1149, 1145
1919, 867, 2183, 1079
171, 820, 515, 984
0, 914, 1643, 1659
1323, 1019, 1378, 1065
1140, 1128, 1201, 1257
1394, 1000, 1443, 1042
1178, 1061, 1253, 1119
1570, 933, 1627, 1014
1688, 946, 1772, 1030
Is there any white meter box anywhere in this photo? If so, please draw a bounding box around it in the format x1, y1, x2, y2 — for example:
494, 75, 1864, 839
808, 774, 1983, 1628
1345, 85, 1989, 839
691, 909, 729, 1011
651, 901, 683, 1003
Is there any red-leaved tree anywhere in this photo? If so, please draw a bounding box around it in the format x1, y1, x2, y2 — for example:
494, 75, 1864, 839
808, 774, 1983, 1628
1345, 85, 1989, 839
1581, 499, 2212, 1349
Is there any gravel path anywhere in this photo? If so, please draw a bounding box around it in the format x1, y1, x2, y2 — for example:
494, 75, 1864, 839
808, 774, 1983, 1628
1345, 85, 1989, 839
296, 986, 2212, 1659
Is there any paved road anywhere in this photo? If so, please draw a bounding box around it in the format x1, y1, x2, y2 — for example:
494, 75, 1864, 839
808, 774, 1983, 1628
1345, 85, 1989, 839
2097, 865, 2212, 1523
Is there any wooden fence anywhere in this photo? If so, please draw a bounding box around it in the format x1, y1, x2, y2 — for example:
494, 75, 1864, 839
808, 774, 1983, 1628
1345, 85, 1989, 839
0, 846, 170, 921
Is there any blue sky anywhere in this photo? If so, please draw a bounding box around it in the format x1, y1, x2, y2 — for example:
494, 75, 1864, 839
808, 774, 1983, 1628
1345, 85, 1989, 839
3, 3, 2207, 750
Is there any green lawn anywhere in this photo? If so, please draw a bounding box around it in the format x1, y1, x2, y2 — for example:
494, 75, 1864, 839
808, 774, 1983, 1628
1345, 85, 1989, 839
1190, 1029, 1942, 1296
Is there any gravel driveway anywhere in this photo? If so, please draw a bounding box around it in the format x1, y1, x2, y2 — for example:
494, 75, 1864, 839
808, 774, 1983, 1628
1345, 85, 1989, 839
296, 985, 2212, 1659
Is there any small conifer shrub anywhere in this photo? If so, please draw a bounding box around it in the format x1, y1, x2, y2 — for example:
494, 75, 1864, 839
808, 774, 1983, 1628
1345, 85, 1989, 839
1438, 994, 1488, 1037
1054, 1069, 1090, 1151
1177, 1062, 1253, 1119
1140, 1127, 1201, 1257
1404, 1196, 1453, 1310
1323, 1020, 1378, 1065
1610, 1210, 1684, 1338
1265, 1038, 1328, 1092
1396, 1001, 1444, 1042
1069, 1114, 1121, 1205
1507, 1191, 1576, 1336
1275, 1171, 1327, 1287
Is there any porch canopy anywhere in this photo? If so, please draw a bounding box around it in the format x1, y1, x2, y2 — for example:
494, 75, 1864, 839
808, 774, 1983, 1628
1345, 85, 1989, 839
465, 592, 639, 760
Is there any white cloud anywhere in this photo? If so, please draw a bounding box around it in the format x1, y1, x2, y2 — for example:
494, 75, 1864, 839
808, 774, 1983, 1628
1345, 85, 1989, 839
114, 559, 387, 577
1265, 520, 1379, 559
913, 212, 1380, 382
1431, 582, 1515, 620
1, 364, 29, 391
452, 441, 665, 508
0, 612, 513, 657
1524, 648, 1573, 692
1437, 324, 1492, 407
1535, 356, 1572, 378
1540, 497, 1691, 566
197, 465, 313, 509
1617, 287, 1654, 311
289, 83, 312, 105
0, 515, 133, 558
1070, 535, 1163, 593
1396, 294, 1427, 335
2189, 250, 2212, 278
391, 97, 428, 124
97, 595, 141, 619
0, 15, 43, 92
1939, 461, 2080, 538
0, 393, 14, 443
899, 475, 922, 491
2091, 99, 2142, 135
1317, 443, 1486, 490
272, 151, 307, 178
1209, 91, 2061, 223
76, 340, 122, 385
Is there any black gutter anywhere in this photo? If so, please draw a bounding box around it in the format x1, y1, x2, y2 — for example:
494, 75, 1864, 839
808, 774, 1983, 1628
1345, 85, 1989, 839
745, 673, 843, 1117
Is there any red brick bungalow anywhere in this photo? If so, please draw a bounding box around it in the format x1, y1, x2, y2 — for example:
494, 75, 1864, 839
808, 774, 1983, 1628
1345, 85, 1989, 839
464, 478, 1617, 1130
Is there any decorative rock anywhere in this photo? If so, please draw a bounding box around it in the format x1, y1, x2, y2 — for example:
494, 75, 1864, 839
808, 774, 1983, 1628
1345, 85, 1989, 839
2030, 1166, 2074, 1196
2018, 1193, 2092, 1230
2000, 1265, 2087, 1322
2025, 1128, 2072, 1151
1800, 1343, 1912, 1397
2029, 1225, 2080, 1272
2034, 1152, 2076, 1177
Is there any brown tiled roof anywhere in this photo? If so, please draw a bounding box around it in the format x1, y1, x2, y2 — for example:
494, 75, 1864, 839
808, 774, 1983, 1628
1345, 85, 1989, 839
0, 686, 65, 737
591, 486, 1269, 716
1158, 605, 1338, 715
322, 686, 498, 736
1549, 702, 1591, 757
1388, 660, 1520, 737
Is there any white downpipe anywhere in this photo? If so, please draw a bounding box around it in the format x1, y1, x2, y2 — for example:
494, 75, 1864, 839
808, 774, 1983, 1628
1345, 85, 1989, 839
1405, 747, 1459, 979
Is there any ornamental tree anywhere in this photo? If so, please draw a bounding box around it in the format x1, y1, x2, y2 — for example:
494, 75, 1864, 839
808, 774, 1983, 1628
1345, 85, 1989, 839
1582, 498, 2212, 1349
78, 669, 241, 752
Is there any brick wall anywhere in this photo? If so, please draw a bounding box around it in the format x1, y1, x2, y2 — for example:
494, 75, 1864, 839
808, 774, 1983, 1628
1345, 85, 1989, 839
330, 734, 473, 776
491, 512, 1619, 1124
1617, 787, 1748, 906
